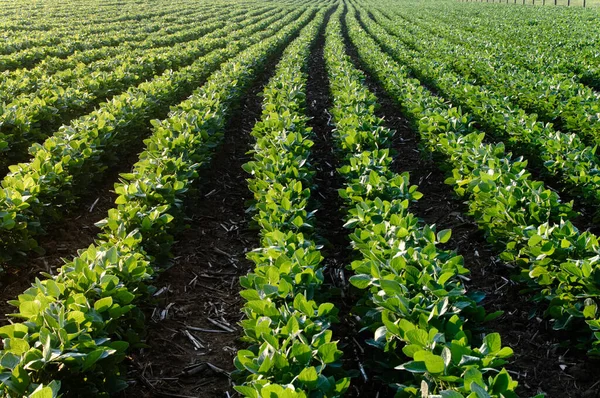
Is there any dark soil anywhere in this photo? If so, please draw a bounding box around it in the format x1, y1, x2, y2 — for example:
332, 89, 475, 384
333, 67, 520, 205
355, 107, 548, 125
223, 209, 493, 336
304, 6, 379, 397
0, 144, 143, 325
0, 48, 227, 324
342, 9, 600, 398
359, 10, 600, 234
120, 33, 289, 398
306, 5, 350, 281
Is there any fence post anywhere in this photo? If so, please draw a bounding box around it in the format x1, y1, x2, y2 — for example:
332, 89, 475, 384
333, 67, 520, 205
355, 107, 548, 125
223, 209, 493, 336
584, 0, 586, 6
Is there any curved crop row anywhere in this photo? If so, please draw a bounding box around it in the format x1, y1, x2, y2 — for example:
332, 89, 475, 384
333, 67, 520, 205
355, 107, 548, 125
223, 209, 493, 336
0, 6, 203, 56
356, 6, 600, 220
374, 7, 600, 148
383, 2, 600, 90
0, 3, 232, 71
0, 0, 213, 31
0, 4, 244, 89
0, 6, 308, 264
0, 5, 248, 102
0, 5, 282, 171
0, 0, 206, 31
324, 7, 518, 397
345, 1, 600, 357
0, 8, 315, 397
233, 7, 350, 398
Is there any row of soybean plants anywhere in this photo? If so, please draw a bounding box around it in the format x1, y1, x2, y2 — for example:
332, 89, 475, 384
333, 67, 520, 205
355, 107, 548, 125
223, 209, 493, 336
323, 6, 518, 397
345, 0, 600, 357
387, 1, 600, 89
0, 3, 209, 57
232, 6, 351, 398
0, 0, 190, 30
355, 5, 600, 219
0, 6, 305, 265
0, 4, 240, 101
0, 4, 281, 170
0, 7, 317, 397
381, 5, 600, 149
0, 0, 223, 69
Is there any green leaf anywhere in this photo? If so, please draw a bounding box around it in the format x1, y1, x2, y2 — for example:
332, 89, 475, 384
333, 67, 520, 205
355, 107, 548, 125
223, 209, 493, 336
0, 324, 28, 339
440, 391, 465, 398
380, 279, 403, 295
482, 333, 502, 354
470, 382, 491, 398
105, 246, 118, 263
298, 366, 318, 388
234, 386, 258, 398
116, 290, 135, 305
291, 343, 312, 366
82, 349, 112, 371
335, 377, 351, 394
1, 352, 20, 370
6, 338, 29, 355
584, 303, 597, 319
94, 297, 113, 312
45, 280, 61, 298
405, 329, 428, 347
527, 234, 543, 247
349, 274, 371, 289
317, 303, 335, 317
465, 368, 484, 391
437, 229, 452, 243
492, 369, 511, 394
414, 350, 445, 373
19, 301, 41, 318
396, 360, 427, 373
29, 385, 55, 398
293, 294, 313, 315
317, 342, 340, 364
11, 364, 30, 394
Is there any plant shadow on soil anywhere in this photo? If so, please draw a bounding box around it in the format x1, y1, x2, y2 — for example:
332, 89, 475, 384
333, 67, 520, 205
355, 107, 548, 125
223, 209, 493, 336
304, 6, 382, 398
0, 71, 214, 327
0, 144, 144, 325
118, 29, 312, 398
341, 7, 600, 398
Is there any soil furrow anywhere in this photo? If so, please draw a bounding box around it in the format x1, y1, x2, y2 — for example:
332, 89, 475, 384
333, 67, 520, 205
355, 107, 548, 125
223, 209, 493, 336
305, 8, 350, 290
305, 6, 389, 397
0, 53, 234, 321
341, 7, 600, 398
121, 36, 293, 398
0, 141, 145, 324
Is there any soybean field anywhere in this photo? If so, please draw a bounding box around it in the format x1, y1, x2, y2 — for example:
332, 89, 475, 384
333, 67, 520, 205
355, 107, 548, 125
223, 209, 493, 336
0, 0, 599, 397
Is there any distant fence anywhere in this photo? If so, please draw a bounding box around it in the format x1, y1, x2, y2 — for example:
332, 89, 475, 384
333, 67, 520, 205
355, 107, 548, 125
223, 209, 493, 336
458, 0, 593, 7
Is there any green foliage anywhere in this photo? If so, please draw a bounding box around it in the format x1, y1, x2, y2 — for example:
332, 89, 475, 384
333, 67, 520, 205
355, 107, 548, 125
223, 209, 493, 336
347, 0, 600, 357
0, 5, 282, 171
0, 8, 316, 396
0, 5, 308, 264
326, 7, 518, 397
234, 8, 350, 396
366, 7, 600, 221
